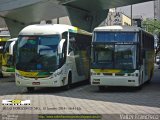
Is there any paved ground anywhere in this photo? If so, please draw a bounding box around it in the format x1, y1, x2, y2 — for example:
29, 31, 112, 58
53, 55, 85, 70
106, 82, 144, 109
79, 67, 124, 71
0, 65, 160, 120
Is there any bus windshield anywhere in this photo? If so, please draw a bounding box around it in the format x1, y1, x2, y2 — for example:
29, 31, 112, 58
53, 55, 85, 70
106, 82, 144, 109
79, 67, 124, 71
92, 44, 137, 69
16, 35, 60, 72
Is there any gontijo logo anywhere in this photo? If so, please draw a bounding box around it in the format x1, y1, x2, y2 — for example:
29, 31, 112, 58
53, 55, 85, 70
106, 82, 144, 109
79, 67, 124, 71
2, 99, 31, 105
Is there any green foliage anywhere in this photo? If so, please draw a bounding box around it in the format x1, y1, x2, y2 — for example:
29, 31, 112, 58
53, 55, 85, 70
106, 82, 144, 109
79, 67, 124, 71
142, 19, 160, 34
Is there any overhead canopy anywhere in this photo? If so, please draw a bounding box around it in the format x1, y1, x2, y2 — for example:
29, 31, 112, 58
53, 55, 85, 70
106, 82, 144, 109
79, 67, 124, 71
0, 0, 153, 37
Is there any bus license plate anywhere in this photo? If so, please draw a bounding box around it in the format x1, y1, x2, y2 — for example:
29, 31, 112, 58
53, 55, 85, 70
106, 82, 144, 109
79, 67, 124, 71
32, 82, 40, 85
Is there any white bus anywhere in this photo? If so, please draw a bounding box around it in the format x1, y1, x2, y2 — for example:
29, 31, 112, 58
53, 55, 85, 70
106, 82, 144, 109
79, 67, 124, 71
15, 24, 92, 92
90, 26, 155, 90
2, 38, 17, 77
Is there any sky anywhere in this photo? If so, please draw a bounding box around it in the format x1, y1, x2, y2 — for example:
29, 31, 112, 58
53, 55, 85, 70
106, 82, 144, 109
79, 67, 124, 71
117, 1, 154, 19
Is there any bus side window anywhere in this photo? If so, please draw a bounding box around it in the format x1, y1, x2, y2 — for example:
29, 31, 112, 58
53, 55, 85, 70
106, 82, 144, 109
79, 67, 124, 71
86, 46, 91, 58
13, 41, 17, 66
69, 42, 73, 53
69, 33, 76, 53
62, 31, 68, 54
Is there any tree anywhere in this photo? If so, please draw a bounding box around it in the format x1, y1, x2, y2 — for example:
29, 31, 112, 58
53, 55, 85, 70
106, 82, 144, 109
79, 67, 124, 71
142, 19, 160, 34
142, 19, 160, 54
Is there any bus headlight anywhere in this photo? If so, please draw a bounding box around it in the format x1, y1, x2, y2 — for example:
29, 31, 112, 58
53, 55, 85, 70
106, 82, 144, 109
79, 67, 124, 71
16, 73, 23, 79
128, 73, 139, 77
16, 73, 20, 77
135, 73, 139, 77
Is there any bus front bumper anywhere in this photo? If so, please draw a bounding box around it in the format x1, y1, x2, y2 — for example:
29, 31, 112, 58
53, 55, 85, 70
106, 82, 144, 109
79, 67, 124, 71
2, 66, 15, 77
91, 76, 139, 87
2, 71, 15, 77
15, 76, 67, 87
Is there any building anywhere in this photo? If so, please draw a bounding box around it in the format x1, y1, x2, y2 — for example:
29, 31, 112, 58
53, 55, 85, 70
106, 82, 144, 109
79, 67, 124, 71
132, 15, 143, 27
100, 10, 131, 26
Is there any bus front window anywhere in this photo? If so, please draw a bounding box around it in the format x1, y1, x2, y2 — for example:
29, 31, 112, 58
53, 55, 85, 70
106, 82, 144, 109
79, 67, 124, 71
115, 45, 137, 69
92, 44, 137, 70
16, 35, 60, 72
92, 45, 114, 68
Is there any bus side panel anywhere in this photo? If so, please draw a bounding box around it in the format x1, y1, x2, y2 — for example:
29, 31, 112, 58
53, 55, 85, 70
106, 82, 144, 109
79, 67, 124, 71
141, 30, 155, 83
68, 32, 91, 83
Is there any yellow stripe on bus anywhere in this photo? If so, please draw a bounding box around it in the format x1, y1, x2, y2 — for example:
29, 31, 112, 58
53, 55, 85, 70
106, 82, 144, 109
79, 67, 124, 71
18, 70, 38, 77
92, 69, 121, 73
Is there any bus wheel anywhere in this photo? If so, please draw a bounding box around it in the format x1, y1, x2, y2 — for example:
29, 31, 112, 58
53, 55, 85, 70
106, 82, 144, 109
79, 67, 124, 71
135, 85, 142, 90
64, 72, 72, 90
27, 87, 35, 92
99, 86, 105, 91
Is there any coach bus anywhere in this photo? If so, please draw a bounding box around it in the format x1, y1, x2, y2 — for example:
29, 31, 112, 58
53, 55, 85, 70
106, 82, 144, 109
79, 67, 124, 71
90, 26, 154, 90
15, 24, 92, 92
2, 38, 17, 77
0, 35, 10, 77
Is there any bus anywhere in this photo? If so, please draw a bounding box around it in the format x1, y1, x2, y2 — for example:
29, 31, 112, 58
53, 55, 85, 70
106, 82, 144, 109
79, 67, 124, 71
2, 38, 17, 77
15, 24, 92, 92
0, 35, 10, 77
90, 26, 155, 90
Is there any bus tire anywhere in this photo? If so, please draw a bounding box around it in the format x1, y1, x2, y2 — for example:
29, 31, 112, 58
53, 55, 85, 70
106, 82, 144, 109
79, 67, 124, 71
27, 87, 35, 92
135, 84, 142, 90
99, 86, 105, 91
64, 72, 72, 90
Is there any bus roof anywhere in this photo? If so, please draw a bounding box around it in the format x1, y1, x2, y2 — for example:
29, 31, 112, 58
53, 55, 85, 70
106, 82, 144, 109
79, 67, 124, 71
19, 24, 91, 36
8, 38, 18, 42
94, 25, 141, 32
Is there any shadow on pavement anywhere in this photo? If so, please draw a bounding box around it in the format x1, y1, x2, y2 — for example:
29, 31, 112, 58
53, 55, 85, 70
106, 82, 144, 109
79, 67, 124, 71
0, 68, 160, 108
35, 68, 160, 108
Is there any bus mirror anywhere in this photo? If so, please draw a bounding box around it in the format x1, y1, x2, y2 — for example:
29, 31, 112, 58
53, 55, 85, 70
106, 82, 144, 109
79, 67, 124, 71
58, 39, 65, 54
